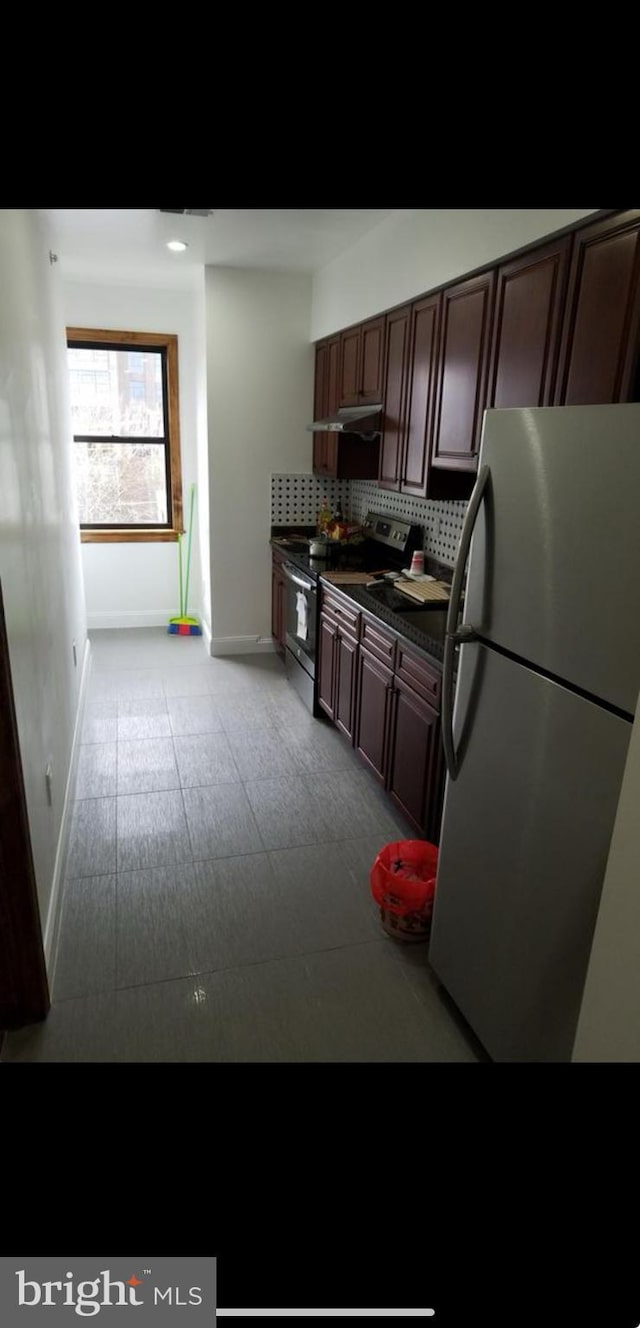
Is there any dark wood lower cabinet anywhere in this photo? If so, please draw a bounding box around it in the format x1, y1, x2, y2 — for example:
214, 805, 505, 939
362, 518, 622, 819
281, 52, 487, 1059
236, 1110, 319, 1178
387, 677, 440, 836
317, 614, 337, 721
318, 612, 358, 741
335, 631, 358, 742
355, 647, 393, 784
317, 590, 446, 840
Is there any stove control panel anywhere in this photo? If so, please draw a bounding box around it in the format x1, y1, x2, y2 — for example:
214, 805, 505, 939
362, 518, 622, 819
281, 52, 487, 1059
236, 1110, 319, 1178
362, 510, 422, 555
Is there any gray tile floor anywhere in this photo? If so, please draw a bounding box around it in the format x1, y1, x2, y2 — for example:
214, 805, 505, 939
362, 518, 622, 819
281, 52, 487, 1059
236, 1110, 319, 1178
3, 629, 481, 1063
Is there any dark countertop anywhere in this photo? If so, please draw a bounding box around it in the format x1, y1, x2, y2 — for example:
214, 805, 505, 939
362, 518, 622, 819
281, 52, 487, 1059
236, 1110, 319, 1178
270, 527, 455, 671
320, 577, 448, 669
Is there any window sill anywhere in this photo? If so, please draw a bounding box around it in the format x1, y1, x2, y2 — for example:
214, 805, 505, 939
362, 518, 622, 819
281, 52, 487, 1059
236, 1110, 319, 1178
80, 529, 181, 544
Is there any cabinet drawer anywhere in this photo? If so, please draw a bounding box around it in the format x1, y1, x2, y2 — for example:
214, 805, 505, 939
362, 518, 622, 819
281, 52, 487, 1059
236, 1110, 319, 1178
396, 641, 441, 707
361, 614, 397, 668
321, 589, 361, 638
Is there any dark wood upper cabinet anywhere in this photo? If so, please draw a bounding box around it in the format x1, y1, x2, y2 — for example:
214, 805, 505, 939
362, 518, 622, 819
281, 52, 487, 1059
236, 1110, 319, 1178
402, 293, 442, 498
327, 335, 340, 414
431, 270, 496, 471
359, 316, 386, 401
312, 340, 329, 475
555, 209, 640, 405
339, 327, 361, 405
320, 335, 340, 476
378, 304, 412, 490
487, 236, 572, 409
339, 316, 386, 406
315, 211, 640, 483
313, 333, 377, 479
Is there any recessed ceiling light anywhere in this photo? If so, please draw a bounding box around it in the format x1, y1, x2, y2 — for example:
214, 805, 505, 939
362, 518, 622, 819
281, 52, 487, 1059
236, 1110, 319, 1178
167, 239, 188, 252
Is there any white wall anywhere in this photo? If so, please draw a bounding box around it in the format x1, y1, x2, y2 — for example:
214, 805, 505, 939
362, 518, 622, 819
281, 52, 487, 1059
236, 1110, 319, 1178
311, 209, 599, 340
0, 210, 87, 947
206, 268, 313, 651
572, 704, 640, 1060
63, 279, 207, 629
193, 269, 211, 640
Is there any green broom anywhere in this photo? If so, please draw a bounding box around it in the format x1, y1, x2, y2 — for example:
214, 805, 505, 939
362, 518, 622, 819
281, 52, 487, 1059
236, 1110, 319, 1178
168, 482, 202, 635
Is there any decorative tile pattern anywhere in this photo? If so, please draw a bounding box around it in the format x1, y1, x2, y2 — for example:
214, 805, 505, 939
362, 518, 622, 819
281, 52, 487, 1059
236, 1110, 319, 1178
271, 473, 468, 565
349, 480, 468, 565
270, 474, 350, 527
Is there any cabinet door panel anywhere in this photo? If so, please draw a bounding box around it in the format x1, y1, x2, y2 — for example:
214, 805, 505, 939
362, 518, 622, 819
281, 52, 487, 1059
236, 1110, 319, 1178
556, 210, 640, 405
339, 327, 361, 406
355, 648, 393, 783
317, 615, 337, 720
379, 305, 411, 490
327, 335, 341, 413
388, 681, 439, 833
313, 342, 329, 472
360, 316, 386, 401
323, 435, 338, 476
402, 293, 441, 497
488, 236, 571, 408
313, 434, 328, 473
432, 272, 496, 470
335, 632, 358, 743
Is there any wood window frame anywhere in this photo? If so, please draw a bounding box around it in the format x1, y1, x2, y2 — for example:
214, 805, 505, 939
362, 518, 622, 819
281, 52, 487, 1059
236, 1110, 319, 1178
66, 327, 183, 543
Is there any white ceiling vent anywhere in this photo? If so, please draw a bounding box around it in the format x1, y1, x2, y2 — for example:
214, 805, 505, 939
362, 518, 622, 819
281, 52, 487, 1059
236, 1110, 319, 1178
159, 209, 214, 217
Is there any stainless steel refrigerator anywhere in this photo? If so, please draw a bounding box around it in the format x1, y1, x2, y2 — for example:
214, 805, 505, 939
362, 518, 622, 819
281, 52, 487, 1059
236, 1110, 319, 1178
428, 404, 640, 1062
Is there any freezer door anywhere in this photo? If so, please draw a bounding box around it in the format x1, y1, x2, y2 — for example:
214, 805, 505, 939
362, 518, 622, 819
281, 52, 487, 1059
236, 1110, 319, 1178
465, 403, 640, 714
428, 641, 631, 1062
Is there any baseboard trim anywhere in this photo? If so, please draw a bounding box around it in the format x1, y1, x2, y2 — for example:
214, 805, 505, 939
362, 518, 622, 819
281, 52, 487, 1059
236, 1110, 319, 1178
211, 635, 276, 656
87, 610, 174, 629
43, 636, 92, 977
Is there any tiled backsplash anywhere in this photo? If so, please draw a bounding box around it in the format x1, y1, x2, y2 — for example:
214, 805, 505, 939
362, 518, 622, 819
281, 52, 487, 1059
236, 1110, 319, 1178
271, 474, 350, 527
271, 474, 468, 566
349, 481, 468, 566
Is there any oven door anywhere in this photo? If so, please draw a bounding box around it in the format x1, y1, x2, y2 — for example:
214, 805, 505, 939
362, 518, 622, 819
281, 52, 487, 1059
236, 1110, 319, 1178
282, 562, 317, 678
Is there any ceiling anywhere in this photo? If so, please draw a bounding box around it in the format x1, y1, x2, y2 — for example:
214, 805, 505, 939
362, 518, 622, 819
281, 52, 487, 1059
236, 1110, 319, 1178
44, 209, 394, 287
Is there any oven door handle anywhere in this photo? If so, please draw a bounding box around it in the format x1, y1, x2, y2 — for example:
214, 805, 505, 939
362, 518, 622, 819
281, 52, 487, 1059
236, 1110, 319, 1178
283, 562, 316, 593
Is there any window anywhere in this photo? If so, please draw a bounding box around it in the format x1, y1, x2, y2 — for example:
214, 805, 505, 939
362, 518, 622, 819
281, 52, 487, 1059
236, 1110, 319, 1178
66, 328, 183, 542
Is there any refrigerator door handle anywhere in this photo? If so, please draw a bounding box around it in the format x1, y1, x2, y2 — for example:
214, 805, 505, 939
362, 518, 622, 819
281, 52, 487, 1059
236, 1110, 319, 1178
442, 464, 490, 781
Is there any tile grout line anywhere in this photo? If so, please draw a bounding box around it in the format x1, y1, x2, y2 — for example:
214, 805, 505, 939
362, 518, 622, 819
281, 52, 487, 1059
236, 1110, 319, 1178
177, 768, 197, 870
66, 823, 404, 881
51, 936, 389, 1006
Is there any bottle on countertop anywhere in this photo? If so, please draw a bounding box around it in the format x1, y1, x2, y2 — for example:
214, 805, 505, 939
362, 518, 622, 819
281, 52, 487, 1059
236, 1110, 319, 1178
332, 503, 344, 524
317, 497, 331, 533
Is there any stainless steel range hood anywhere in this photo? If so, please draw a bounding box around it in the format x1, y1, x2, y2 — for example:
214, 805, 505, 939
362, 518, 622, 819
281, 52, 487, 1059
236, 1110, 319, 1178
306, 404, 382, 435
